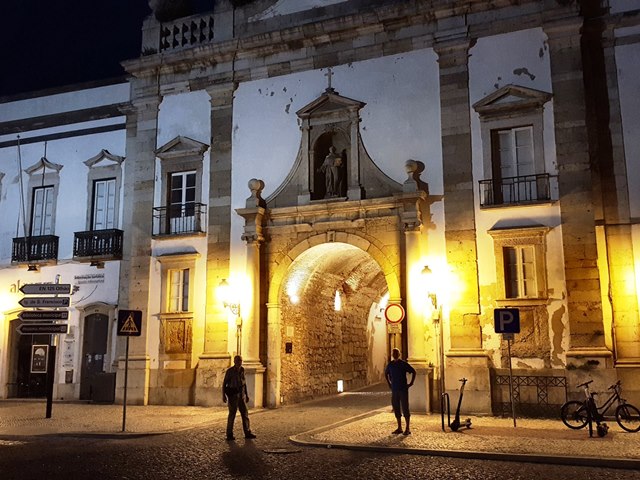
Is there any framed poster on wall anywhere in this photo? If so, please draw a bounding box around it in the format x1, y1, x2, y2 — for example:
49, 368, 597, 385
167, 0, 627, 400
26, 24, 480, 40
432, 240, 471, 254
31, 345, 49, 373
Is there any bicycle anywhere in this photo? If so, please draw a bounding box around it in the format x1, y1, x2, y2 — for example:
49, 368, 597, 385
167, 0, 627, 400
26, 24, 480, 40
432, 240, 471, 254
560, 380, 640, 433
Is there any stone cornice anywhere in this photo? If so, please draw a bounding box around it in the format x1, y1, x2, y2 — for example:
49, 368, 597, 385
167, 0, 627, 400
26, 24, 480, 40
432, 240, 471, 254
123, 0, 563, 83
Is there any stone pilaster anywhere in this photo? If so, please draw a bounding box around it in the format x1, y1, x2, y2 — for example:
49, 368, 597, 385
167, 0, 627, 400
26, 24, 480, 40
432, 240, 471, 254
195, 83, 236, 406
236, 179, 267, 408
434, 37, 482, 352
544, 18, 610, 360
266, 302, 282, 408
583, 14, 639, 362
116, 92, 161, 405
435, 35, 489, 413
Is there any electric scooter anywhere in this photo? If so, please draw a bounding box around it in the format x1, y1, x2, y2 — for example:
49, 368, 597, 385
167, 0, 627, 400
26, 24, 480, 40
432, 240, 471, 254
441, 378, 472, 432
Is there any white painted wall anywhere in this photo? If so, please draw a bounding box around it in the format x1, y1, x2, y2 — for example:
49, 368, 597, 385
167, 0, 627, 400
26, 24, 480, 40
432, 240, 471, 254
616, 31, 640, 220
231, 48, 443, 275
469, 28, 567, 366
0, 83, 128, 399
0, 83, 129, 122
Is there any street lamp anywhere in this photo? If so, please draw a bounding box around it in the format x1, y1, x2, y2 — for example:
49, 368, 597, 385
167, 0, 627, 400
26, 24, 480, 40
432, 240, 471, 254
218, 278, 242, 356
422, 265, 445, 400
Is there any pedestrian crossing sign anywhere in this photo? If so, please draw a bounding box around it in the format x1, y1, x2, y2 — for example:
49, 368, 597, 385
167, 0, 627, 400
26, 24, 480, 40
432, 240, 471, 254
117, 310, 143, 337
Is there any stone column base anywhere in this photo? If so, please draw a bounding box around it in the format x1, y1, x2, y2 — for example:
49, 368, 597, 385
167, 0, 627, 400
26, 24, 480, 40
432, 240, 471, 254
116, 355, 150, 405
408, 364, 433, 415
194, 354, 231, 406
445, 349, 490, 414
243, 361, 266, 408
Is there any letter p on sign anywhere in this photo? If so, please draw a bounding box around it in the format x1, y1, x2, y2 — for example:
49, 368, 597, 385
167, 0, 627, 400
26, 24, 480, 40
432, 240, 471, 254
494, 308, 520, 334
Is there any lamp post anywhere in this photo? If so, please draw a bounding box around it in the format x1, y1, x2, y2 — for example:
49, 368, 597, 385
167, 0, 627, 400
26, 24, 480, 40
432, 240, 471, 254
218, 279, 242, 356
422, 266, 445, 400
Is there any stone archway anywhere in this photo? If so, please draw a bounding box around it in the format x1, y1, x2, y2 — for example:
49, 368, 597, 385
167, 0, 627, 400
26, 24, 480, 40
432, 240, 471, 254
268, 239, 400, 405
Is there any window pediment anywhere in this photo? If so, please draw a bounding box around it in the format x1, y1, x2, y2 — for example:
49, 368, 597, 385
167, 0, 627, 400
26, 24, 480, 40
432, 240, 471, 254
156, 135, 209, 160
473, 85, 552, 117
84, 149, 125, 168
24, 157, 63, 175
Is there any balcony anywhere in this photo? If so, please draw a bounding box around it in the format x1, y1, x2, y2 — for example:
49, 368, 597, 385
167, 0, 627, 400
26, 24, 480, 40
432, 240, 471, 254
152, 203, 207, 237
479, 174, 552, 208
12, 235, 59, 264
73, 229, 124, 261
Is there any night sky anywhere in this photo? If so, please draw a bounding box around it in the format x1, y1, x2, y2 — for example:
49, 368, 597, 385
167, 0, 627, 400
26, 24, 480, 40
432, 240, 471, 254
0, 0, 151, 97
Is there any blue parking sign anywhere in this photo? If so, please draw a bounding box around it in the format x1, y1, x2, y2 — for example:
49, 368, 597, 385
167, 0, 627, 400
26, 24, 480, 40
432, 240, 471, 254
494, 308, 520, 334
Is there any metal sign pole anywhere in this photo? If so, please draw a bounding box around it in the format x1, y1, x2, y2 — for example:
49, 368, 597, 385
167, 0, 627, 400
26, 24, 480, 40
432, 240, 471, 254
122, 336, 129, 432
45, 344, 56, 418
507, 336, 517, 428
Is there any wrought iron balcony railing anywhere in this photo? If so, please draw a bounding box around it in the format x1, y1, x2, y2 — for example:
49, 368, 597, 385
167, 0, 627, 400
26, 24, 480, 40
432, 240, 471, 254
152, 203, 207, 237
12, 235, 59, 263
73, 229, 124, 260
479, 173, 551, 208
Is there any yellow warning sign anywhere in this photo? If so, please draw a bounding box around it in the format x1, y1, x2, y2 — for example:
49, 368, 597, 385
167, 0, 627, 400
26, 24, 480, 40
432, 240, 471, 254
120, 314, 139, 334
117, 310, 142, 337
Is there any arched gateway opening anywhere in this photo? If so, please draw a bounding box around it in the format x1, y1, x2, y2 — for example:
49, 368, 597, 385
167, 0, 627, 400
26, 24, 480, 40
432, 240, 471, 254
235, 84, 433, 410
278, 242, 389, 404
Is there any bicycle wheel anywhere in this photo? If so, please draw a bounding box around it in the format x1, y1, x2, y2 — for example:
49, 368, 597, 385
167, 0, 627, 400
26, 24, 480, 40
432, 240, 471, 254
615, 403, 640, 433
560, 400, 588, 429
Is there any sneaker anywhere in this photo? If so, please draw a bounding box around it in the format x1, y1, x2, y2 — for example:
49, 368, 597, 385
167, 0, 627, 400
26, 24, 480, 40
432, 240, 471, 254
392, 428, 403, 434
245, 433, 257, 439
403, 430, 411, 436
226, 436, 235, 441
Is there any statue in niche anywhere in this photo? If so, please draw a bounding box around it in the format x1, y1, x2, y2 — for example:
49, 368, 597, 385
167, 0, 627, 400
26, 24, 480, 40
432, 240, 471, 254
318, 146, 344, 198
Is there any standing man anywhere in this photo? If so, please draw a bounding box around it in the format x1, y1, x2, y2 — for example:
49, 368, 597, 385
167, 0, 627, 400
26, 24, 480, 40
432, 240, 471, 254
385, 348, 416, 435
222, 355, 257, 441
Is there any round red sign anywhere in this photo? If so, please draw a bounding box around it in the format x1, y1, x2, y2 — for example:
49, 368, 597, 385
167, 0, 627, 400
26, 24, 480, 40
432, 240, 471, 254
384, 304, 405, 324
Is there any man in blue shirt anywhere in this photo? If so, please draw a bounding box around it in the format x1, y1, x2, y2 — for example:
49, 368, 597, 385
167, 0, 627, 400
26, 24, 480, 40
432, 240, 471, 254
385, 348, 416, 435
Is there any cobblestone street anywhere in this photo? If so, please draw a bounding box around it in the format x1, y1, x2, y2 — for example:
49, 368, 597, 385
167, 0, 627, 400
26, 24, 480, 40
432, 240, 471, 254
1, 386, 639, 480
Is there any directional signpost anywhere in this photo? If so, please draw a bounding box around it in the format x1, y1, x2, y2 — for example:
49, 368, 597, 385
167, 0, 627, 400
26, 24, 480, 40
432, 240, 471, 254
494, 308, 521, 427
19, 310, 69, 321
17, 323, 69, 335
20, 283, 71, 295
19, 297, 70, 308
18, 282, 71, 420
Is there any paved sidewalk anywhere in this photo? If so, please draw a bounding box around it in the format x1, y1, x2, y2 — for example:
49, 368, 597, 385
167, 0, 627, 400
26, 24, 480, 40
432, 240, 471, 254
1, 399, 639, 470
292, 408, 640, 469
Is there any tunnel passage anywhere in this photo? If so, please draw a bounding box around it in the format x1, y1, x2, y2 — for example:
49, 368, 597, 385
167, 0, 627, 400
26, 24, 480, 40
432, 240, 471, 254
279, 242, 389, 404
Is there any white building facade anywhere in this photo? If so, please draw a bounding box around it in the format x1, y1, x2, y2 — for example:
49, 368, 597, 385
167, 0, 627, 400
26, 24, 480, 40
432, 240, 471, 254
1, 0, 639, 415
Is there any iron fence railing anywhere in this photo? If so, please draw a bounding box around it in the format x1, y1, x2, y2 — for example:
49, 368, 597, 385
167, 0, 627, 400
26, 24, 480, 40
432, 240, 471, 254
492, 373, 567, 418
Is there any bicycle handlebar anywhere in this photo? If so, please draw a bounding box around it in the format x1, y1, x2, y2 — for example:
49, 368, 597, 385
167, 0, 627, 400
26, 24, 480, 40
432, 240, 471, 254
576, 380, 593, 388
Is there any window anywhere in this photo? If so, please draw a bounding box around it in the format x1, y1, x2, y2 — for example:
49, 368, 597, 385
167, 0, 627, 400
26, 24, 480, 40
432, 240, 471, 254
168, 171, 196, 233
504, 245, 537, 298
488, 226, 550, 305
31, 186, 54, 236
168, 268, 190, 312
157, 253, 198, 358
92, 178, 117, 230
154, 136, 208, 237
473, 85, 553, 207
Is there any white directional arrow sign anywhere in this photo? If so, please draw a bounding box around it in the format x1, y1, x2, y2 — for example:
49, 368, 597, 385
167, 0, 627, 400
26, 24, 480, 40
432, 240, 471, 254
18, 297, 70, 308
19, 310, 69, 321
20, 283, 71, 295
16, 323, 68, 335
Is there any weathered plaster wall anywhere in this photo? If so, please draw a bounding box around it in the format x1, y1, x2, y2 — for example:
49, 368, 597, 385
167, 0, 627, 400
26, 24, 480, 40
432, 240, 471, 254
469, 28, 568, 369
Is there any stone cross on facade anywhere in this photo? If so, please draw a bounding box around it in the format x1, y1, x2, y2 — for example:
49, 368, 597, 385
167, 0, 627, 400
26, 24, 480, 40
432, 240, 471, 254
324, 67, 334, 91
